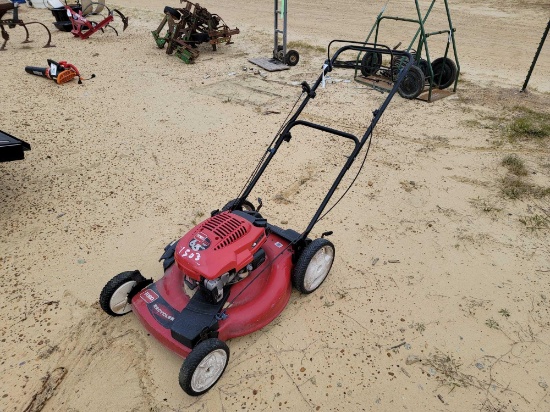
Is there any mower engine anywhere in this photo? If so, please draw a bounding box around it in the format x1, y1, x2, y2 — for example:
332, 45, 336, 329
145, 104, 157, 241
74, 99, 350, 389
175, 210, 268, 303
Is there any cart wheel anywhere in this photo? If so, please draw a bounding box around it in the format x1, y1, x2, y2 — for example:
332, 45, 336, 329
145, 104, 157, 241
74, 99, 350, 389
285, 50, 299, 66
397, 65, 425, 100
277, 50, 285, 62
430, 57, 457, 89
222, 199, 255, 212
416, 58, 430, 78
179, 338, 230, 396
99, 271, 145, 316
163, 6, 181, 19
292, 238, 335, 294
360, 51, 382, 77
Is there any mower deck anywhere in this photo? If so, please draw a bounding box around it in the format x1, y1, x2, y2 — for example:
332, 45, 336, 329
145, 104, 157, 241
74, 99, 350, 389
131, 228, 295, 358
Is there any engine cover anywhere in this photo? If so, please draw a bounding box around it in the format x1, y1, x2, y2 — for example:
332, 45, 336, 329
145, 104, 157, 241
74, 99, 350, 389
175, 211, 267, 281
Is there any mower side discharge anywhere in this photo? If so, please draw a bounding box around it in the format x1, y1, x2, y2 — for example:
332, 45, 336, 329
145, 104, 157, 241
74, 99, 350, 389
100, 41, 412, 397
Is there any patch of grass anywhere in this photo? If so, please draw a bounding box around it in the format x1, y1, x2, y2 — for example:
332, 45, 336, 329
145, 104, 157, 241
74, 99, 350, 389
498, 309, 510, 318
191, 210, 205, 225
500, 176, 529, 199
469, 197, 502, 213
461, 117, 501, 131
501, 154, 528, 176
461, 119, 482, 128
519, 214, 549, 230
500, 175, 550, 199
424, 350, 474, 390
414, 322, 426, 333
287, 40, 325, 54
485, 318, 499, 329
508, 107, 550, 141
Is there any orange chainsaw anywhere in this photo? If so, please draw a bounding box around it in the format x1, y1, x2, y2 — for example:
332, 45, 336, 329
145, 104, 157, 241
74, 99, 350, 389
24, 59, 95, 85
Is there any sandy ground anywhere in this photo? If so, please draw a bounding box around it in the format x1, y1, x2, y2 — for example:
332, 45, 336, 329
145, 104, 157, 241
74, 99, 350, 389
1, 0, 549, 411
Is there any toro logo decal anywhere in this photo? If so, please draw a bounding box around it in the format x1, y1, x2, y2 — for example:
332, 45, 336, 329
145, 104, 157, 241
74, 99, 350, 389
189, 232, 211, 251
141, 286, 179, 328
140, 289, 159, 304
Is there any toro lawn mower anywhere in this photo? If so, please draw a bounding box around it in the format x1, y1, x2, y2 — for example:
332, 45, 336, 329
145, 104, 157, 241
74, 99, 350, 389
100, 41, 412, 396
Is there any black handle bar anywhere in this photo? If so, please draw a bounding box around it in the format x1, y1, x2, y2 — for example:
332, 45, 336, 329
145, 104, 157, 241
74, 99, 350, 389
234, 41, 413, 245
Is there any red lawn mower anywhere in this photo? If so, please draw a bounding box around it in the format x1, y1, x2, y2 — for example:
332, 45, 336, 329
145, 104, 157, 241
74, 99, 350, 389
100, 41, 412, 396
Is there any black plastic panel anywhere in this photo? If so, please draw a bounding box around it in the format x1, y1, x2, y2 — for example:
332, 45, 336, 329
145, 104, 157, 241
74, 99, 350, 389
0, 130, 31, 163
170, 288, 227, 348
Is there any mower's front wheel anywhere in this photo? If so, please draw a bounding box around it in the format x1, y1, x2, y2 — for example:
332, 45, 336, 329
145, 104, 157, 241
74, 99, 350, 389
179, 338, 230, 396
99, 271, 145, 316
292, 238, 335, 294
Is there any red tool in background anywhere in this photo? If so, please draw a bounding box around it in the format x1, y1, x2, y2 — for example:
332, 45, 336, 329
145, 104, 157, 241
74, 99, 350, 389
25, 59, 95, 84
65, 1, 128, 40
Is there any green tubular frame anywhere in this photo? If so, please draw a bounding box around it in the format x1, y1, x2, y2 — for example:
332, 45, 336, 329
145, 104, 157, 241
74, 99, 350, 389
354, 0, 460, 102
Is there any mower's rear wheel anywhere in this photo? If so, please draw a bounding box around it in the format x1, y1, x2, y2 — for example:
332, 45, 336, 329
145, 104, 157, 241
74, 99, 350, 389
99, 271, 145, 316
179, 338, 229, 396
222, 199, 255, 212
292, 238, 335, 294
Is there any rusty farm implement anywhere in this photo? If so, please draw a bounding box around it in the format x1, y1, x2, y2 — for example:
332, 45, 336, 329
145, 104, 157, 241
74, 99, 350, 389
1, 0, 54, 51
152, 0, 239, 64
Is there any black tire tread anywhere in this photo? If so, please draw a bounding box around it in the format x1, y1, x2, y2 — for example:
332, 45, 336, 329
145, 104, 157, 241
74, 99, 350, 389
285, 50, 299, 66
221, 199, 255, 212
360, 51, 382, 77
397, 65, 425, 99
292, 238, 335, 294
179, 338, 230, 396
99, 271, 145, 317
430, 57, 457, 90
416, 58, 430, 77
163, 6, 181, 19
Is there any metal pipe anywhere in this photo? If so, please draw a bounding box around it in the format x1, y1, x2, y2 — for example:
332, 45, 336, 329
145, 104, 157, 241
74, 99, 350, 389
522, 19, 549, 92
443, 0, 460, 92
